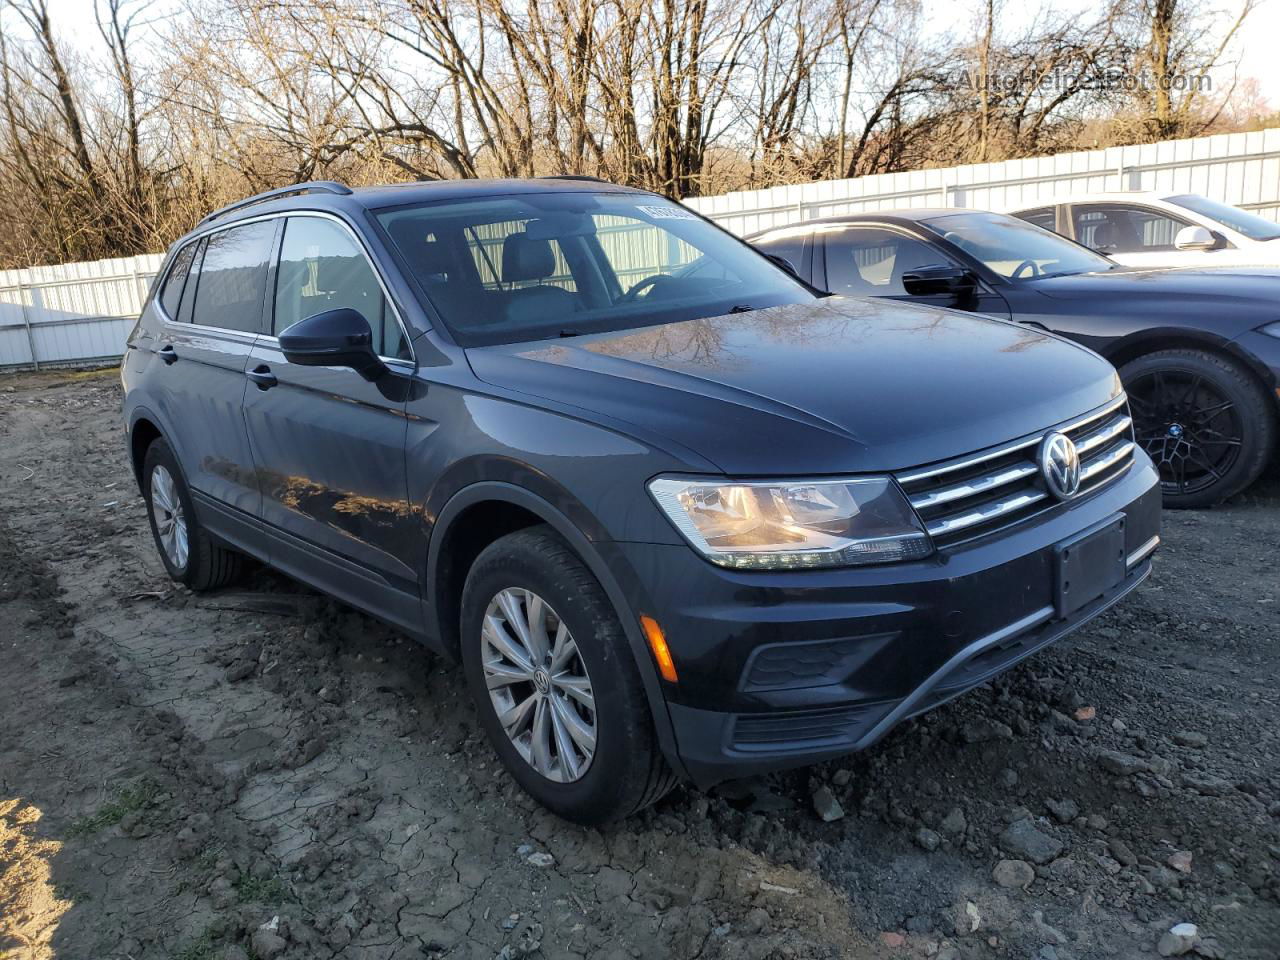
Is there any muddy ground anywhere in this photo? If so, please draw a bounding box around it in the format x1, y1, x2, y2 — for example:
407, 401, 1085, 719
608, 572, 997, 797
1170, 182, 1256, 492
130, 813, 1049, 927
1, 368, 1277, 960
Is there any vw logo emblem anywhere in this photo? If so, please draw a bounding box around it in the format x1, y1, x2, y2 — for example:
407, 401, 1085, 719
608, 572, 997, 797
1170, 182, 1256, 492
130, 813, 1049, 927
1038, 431, 1081, 500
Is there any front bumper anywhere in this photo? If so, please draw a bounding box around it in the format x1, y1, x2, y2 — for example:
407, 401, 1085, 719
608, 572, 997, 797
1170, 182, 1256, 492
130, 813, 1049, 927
610, 451, 1161, 788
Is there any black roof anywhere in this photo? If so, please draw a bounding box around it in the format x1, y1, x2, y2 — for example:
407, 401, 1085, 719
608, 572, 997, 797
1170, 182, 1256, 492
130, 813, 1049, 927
747, 207, 990, 238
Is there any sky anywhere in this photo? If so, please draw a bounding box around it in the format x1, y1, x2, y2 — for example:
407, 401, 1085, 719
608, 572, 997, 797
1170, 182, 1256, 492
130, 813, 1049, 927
917, 0, 1280, 107
21, 0, 1280, 110
1226, 0, 1280, 102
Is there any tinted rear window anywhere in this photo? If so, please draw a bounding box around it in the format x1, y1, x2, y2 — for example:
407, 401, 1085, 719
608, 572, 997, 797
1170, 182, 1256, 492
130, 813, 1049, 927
191, 220, 276, 333
159, 242, 197, 320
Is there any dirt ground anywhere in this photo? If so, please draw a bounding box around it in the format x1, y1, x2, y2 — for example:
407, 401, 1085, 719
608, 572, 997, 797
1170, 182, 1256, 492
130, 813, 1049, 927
1, 368, 1277, 960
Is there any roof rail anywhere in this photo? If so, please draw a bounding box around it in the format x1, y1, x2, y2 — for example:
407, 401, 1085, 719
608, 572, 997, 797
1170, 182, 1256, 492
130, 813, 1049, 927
538, 174, 610, 183
198, 180, 353, 226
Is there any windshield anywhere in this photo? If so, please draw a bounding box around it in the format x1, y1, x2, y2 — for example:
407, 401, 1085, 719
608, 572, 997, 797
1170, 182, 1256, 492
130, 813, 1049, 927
922, 211, 1115, 279
1165, 194, 1280, 241
375, 192, 815, 345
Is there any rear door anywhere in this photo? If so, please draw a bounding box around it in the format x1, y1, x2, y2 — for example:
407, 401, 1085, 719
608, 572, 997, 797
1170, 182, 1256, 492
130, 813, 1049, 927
240, 213, 421, 630
151, 219, 276, 517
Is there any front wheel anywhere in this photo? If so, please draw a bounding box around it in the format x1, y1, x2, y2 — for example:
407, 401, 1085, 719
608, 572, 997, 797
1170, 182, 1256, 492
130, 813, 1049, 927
1120, 348, 1275, 508
459, 526, 675, 824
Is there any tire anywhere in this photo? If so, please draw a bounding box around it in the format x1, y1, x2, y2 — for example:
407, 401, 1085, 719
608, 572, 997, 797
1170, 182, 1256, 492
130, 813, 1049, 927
142, 437, 243, 590
1120, 348, 1276, 508
459, 526, 676, 824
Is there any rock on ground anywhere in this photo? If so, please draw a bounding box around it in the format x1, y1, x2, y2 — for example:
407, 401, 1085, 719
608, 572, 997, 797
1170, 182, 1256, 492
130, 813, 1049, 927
998, 819, 1066, 865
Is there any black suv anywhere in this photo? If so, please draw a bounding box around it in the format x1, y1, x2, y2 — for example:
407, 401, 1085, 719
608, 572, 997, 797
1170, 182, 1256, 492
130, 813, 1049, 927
122, 178, 1161, 823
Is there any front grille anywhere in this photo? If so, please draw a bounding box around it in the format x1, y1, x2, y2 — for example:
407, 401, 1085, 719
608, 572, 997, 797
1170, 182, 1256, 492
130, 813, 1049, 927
897, 396, 1135, 548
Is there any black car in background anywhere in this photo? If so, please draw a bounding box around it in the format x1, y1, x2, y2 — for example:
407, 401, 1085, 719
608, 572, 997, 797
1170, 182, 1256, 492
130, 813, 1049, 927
752, 210, 1280, 507
123, 179, 1160, 822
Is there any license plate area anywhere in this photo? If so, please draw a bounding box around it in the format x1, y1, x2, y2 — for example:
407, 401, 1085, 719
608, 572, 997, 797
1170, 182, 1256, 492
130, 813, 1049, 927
1054, 514, 1126, 618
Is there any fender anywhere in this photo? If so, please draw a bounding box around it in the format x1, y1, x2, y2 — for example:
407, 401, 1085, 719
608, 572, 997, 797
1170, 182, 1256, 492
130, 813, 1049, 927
1100, 325, 1278, 389
125, 402, 174, 485
425, 480, 688, 779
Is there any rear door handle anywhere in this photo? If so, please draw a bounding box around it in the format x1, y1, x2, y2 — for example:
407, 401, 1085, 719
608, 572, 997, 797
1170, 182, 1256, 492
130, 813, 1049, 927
246, 365, 278, 390
157, 344, 178, 365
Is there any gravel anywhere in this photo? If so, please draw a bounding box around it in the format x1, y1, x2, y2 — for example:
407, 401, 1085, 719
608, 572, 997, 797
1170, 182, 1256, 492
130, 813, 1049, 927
2, 370, 1279, 960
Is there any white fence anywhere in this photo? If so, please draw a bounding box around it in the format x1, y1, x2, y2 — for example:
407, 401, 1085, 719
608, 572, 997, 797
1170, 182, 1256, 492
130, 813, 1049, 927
0, 254, 162, 370
685, 127, 1280, 236
3, 126, 1279, 370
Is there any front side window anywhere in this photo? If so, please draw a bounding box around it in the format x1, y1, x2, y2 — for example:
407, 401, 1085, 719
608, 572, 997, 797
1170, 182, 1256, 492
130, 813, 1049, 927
191, 220, 276, 333
274, 217, 409, 360
923, 211, 1114, 280
825, 227, 952, 296
751, 229, 807, 276
159, 242, 198, 320
1072, 204, 1188, 253
376, 193, 813, 346
1165, 194, 1280, 241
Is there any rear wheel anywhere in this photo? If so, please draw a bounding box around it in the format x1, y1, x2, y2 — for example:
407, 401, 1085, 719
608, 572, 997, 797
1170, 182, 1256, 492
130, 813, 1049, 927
460, 526, 675, 823
1120, 348, 1275, 508
142, 438, 243, 590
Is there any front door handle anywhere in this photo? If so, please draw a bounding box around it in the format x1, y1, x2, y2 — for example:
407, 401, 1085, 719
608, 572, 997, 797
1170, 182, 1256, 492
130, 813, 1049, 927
157, 344, 178, 365
246, 365, 278, 390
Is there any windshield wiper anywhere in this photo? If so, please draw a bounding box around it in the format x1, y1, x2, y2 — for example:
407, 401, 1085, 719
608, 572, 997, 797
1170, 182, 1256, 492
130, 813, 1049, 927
558, 329, 582, 338
727, 304, 755, 313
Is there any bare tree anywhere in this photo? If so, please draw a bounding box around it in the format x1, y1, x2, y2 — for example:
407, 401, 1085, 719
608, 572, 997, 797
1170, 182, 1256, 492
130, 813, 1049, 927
0, 0, 1270, 268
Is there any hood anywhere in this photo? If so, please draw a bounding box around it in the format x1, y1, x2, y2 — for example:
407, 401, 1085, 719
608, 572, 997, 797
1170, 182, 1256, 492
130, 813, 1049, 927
1031, 264, 1280, 311
466, 297, 1121, 475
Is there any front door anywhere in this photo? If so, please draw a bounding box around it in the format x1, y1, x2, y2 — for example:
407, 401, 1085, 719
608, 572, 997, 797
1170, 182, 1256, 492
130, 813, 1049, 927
1069, 203, 1196, 269
240, 214, 422, 630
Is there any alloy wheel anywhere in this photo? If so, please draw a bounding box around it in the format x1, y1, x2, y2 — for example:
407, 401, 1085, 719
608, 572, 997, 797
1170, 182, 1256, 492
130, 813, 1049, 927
150, 464, 189, 569
480, 587, 597, 783
1126, 370, 1244, 498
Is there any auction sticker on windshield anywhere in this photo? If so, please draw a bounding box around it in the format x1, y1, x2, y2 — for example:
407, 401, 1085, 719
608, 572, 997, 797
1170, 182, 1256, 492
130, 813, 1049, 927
637, 204, 698, 220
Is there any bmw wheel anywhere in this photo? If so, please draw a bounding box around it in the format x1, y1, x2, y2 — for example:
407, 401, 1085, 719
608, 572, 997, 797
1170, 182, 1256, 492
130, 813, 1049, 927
142, 437, 243, 590
1121, 349, 1275, 508
460, 526, 676, 823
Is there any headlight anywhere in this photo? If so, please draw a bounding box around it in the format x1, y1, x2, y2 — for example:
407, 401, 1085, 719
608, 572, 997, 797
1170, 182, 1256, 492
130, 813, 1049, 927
648, 476, 932, 569
1260, 321, 1280, 339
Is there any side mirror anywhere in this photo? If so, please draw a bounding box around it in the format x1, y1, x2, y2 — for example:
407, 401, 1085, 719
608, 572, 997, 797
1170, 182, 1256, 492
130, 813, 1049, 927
763, 253, 800, 278
1174, 225, 1221, 252
279, 308, 386, 381
901, 264, 977, 298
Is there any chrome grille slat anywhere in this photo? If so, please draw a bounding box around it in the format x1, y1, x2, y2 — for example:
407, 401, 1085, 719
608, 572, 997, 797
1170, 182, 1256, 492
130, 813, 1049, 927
1075, 415, 1132, 456
909, 462, 1038, 510
924, 490, 1048, 537
897, 398, 1136, 547
896, 394, 1128, 484
1079, 440, 1134, 483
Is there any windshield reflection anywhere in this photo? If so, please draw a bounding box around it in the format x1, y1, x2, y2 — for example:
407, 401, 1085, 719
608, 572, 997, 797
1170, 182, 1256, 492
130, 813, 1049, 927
923, 212, 1116, 280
